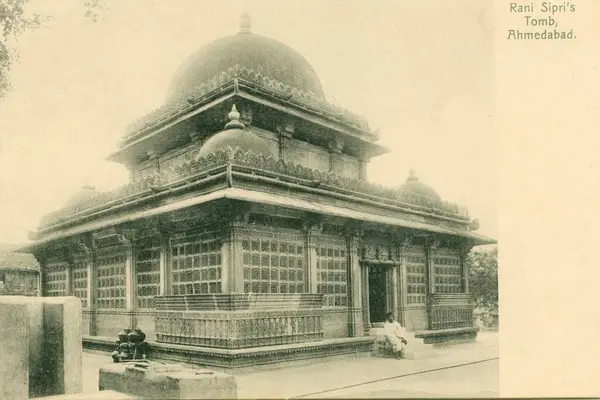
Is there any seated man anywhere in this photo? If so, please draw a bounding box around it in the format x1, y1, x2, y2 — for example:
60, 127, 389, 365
383, 312, 408, 359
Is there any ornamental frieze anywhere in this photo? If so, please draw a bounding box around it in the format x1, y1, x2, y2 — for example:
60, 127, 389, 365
36, 146, 472, 232
121, 64, 373, 145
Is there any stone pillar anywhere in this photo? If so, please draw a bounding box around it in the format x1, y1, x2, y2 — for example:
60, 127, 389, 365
231, 223, 245, 293
426, 240, 440, 295
306, 227, 318, 294
277, 122, 294, 161
329, 137, 344, 174
460, 244, 473, 293
391, 265, 399, 320
65, 248, 73, 296
358, 156, 369, 181
159, 236, 169, 296
425, 239, 440, 330
87, 249, 97, 336
221, 232, 234, 293
397, 239, 409, 328
347, 234, 364, 337
119, 231, 136, 329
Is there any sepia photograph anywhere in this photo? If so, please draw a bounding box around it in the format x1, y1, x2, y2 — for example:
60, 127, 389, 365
0, 1, 501, 398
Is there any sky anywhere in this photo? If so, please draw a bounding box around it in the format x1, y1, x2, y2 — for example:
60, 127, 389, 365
0, 0, 495, 244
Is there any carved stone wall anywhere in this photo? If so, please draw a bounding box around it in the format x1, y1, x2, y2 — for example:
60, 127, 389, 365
43, 259, 68, 297
286, 139, 330, 172
154, 293, 324, 349
428, 293, 474, 330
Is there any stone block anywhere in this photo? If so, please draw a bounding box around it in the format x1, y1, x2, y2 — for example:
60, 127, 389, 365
0, 296, 45, 397
39, 297, 83, 397
0, 298, 30, 400
99, 362, 238, 399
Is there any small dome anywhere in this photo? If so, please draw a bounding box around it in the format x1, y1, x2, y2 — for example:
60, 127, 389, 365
196, 105, 277, 159
64, 185, 98, 208
400, 170, 441, 201
166, 12, 325, 103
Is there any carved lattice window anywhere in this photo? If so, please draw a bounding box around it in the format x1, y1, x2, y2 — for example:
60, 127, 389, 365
170, 235, 222, 295
315, 236, 347, 307
434, 249, 462, 294
136, 241, 161, 308
242, 234, 305, 294
43, 262, 68, 297
405, 246, 427, 305
72, 255, 88, 308
96, 246, 127, 309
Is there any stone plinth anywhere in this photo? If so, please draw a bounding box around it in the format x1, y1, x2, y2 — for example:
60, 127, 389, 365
99, 362, 237, 399
0, 299, 30, 400
154, 293, 324, 349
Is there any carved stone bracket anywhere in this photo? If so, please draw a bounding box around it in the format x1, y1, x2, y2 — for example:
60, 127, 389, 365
277, 122, 295, 139
329, 137, 345, 154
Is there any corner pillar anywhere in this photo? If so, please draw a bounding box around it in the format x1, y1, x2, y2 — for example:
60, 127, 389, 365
305, 226, 318, 294
460, 243, 473, 294
329, 137, 344, 174
358, 156, 369, 181
397, 237, 410, 328
347, 234, 364, 337
230, 222, 245, 293
118, 230, 137, 329
277, 123, 295, 161
425, 239, 440, 329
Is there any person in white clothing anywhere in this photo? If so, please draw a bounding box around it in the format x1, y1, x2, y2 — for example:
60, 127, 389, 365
383, 312, 408, 359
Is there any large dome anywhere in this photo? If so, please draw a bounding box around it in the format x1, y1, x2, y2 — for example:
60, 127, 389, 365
166, 13, 325, 103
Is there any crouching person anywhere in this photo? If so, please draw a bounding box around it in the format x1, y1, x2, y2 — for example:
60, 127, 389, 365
383, 312, 408, 359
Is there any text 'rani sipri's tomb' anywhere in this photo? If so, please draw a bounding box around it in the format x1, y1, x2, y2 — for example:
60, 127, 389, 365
21, 12, 496, 367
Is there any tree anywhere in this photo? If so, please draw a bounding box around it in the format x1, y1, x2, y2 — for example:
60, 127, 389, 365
0, 0, 103, 99
468, 246, 498, 312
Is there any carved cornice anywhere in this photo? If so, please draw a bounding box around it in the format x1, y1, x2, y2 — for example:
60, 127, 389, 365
36, 146, 471, 235
120, 64, 374, 147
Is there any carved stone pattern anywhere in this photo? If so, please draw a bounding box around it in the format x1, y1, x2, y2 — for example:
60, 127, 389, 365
241, 231, 305, 295
154, 309, 324, 349
121, 64, 373, 143
37, 146, 469, 230
95, 246, 127, 309
170, 235, 222, 295
135, 240, 161, 308
314, 235, 348, 308
72, 253, 89, 308
433, 248, 462, 294
405, 245, 427, 306
42, 262, 68, 297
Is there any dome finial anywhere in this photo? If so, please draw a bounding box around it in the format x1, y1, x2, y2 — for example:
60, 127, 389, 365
407, 168, 418, 182
239, 10, 252, 34
225, 104, 246, 130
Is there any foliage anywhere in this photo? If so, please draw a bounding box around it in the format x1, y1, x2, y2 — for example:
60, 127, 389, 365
0, 0, 103, 99
468, 246, 498, 312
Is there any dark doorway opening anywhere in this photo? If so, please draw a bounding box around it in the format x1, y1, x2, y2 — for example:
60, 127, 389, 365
368, 266, 388, 323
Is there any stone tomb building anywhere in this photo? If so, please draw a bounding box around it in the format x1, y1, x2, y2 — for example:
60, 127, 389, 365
22, 14, 495, 367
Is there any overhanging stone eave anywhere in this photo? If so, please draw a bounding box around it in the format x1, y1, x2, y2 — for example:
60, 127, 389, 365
236, 89, 383, 152
107, 91, 236, 164
24, 188, 234, 250
221, 187, 495, 245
